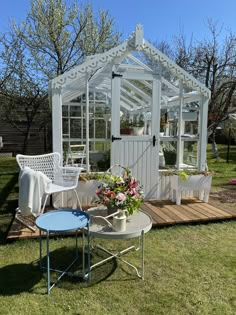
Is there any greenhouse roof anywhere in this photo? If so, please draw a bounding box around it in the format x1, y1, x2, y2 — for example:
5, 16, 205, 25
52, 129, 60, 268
49, 25, 210, 112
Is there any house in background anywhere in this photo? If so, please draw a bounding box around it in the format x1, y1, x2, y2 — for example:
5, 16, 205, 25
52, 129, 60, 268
0, 95, 51, 156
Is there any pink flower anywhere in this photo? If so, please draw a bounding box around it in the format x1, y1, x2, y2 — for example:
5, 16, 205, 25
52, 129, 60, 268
110, 192, 116, 199
116, 192, 126, 201
103, 197, 110, 204
128, 177, 137, 188
103, 189, 110, 195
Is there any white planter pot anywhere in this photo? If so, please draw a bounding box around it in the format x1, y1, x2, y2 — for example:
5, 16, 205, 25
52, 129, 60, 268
132, 127, 144, 136
171, 175, 212, 205
53, 180, 100, 208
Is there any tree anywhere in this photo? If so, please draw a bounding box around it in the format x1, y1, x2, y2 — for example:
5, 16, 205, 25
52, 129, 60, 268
0, 32, 50, 153
0, 0, 121, 153
173, 20, 236, 158
14, 0, 121, 78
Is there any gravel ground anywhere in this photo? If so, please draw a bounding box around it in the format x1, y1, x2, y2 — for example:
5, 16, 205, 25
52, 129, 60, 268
210, 188, 236, 203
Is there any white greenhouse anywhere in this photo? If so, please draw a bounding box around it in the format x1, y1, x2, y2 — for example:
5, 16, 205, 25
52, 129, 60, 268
49, 25, 211, 201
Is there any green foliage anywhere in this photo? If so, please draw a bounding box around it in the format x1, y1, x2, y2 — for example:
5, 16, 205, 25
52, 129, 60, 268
0, 223, 235, 314
178, 170, 189, 181
131, 114, 144, 127
163, 147, 177, 165
95, 167, 144, 215
96, 150, 110, 171
14, 0, 121, 78
120, 114, 132, 129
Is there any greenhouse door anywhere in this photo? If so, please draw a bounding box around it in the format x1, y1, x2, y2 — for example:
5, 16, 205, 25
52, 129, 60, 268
111, 72, 160, 199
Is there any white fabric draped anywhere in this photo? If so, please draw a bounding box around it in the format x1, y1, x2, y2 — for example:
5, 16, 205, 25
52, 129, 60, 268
18, 166, 52, 216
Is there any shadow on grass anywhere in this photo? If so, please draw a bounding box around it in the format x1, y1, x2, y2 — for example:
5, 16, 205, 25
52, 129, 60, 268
0, 173, 19, 243
0, 172, 18, 210
0, 263, 42, 296
43, 246, 118, 289
0, 244, 120, 295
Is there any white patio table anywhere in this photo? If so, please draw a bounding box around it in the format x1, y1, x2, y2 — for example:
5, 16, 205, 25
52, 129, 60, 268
87, 206, 152, 279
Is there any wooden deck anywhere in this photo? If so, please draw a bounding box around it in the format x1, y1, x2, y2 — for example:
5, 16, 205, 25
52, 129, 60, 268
7, 199, 236, 240
141, 199, 236, 226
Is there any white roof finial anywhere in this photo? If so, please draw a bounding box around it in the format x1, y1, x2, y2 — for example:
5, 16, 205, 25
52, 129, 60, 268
135, 24, 144, 50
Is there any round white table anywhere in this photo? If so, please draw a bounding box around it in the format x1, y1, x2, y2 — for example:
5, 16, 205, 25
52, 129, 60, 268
87, 206, 152, 279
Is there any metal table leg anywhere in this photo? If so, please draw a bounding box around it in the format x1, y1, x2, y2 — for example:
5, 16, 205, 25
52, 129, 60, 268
46, 231, 50, 294
141, 229, 144, 280
39, 229, 42, 271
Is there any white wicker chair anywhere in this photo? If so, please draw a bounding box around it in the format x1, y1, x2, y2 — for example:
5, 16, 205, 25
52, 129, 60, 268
16, 152, 83, 231
66, 144, 87, 168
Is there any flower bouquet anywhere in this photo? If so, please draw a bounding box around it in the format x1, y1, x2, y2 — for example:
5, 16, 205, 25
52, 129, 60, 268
95, 165, 144, 216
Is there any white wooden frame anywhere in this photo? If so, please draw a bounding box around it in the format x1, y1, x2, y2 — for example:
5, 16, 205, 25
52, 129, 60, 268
49, 24, 210, 199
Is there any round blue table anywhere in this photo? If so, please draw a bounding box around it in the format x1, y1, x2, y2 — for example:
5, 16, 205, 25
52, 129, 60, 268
35, 209, 90, 294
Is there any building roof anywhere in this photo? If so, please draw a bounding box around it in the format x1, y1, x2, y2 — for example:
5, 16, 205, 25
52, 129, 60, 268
49, 24, 210, 111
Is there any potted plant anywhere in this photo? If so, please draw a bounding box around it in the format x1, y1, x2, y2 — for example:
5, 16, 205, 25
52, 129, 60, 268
163, 146, 177, 166
160, 115, 167, 136
120, 115, 133, 135
132, 115, 145, 136
95, 166, 144, 216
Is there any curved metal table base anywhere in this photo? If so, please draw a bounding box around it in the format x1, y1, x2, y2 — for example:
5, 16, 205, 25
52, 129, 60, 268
87, 208, 152, 280
93, 231, 144, 279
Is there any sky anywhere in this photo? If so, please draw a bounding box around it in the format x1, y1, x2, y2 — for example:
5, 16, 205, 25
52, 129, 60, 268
1, 0, 236, 43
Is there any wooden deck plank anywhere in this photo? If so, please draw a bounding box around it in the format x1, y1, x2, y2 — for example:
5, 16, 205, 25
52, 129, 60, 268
157, 199, 207, 221
186, 203, 218, 219
201, 203, 233, 217
208, 201, 236, 216
7, 199, 236, 240
195, 203, 232, 218
148, 201, 181, 221
145, 202, 175, 223
189, 204, 222, 219
158, 206, 185, 222
162, 205, 192, 222
141, 203, 162, 224
210, 206, 236, 216
178, 204, 209, 221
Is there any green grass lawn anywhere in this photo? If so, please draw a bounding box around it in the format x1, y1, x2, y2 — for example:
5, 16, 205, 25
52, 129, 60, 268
0, 146, 235, 315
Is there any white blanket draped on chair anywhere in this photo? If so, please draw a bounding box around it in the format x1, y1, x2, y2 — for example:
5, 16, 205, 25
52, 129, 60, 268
18, 166, 52, 216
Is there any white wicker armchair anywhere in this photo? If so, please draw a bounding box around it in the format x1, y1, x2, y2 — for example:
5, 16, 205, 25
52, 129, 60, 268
16, 152, 83, 231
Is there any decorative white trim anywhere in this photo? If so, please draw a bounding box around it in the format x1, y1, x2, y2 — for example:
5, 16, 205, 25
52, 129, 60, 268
51, 39, 133, 90
143, 40, 210, 97
50, 24, 210, 99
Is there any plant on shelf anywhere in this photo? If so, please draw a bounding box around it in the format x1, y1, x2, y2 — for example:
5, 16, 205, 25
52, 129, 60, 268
131, 114, 144, 127
163, 143, 177, 166
160, 115, 167, 132
120, 114, 133, 135
131, 114, 145, 135
95, 166, 144, 216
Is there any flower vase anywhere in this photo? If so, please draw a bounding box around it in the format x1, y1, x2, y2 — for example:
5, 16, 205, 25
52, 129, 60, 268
112, 209, 127, 232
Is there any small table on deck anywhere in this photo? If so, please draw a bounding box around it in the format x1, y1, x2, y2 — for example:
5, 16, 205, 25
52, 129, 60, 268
35, 209, 90, 294
87, 207, 152, 279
